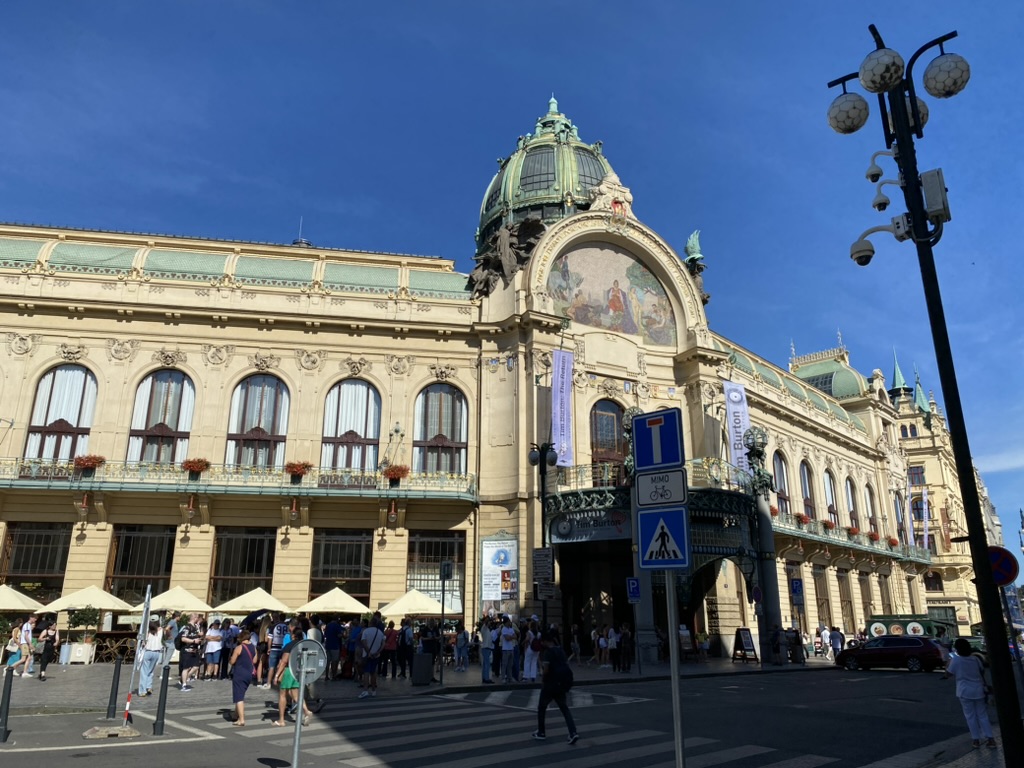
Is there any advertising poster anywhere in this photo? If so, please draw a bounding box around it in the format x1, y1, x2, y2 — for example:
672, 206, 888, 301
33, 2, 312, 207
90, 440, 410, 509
481, 538, 518, 618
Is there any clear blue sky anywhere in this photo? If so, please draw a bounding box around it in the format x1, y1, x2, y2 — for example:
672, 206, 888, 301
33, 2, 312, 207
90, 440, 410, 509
2, 2, 1021, 577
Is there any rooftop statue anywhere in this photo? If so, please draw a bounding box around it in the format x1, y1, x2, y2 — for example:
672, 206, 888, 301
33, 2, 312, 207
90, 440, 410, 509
588, 172, 635, 219
683, 230, 710, 306
467, 218, 546, 299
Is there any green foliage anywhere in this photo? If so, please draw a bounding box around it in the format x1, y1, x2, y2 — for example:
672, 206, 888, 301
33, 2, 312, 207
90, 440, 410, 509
67, 605, 102, 634
625, 261, 660, 296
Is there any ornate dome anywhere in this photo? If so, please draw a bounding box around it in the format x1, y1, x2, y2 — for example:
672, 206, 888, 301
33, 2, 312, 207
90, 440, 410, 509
790, 346, 868, 400
476, 97, 615, 253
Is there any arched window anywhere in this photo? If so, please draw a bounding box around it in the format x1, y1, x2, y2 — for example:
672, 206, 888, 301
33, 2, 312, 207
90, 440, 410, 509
321, 379, 381, 471
799, 461, 816, 519
413, 383, 468, 474
924, 571, 944, 592
127, 369, 195, 464
25, 365, 98, 460
911, 496, 926, 521
894, 492, 907, 545
900, 425, 908, 438
590, 400, 627, 462
225, 375, 289, 468
845, 477, 858, 529
909, 424, 918, 437
824, 470, 839, 526
864, 485, 878, 534
773, 451, 790, 515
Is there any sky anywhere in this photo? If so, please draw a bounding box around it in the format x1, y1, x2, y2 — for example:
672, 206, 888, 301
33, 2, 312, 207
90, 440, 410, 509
1, 2, 1021, 576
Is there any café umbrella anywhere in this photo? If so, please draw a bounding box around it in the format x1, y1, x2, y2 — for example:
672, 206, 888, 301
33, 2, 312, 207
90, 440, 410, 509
0, 584, 46, 612
39, 585, 134, 613
214, 587, 291, 614
379, 588, 445, 617
132, 585, 213, 614
295, 587, 370, 615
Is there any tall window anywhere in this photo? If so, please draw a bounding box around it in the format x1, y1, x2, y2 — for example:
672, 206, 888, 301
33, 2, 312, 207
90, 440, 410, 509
773, 452, 790, 515
407, 531, 465, 614
211, 527, 276, 604
591, 400, 627, 462
837, 569, 856, 635
413, 384, 468, 474
226, 375, 290, 468
813, 564, 832, 628
924, 571, 944, 592
105, 525, 175, 605
0, 522, 72, 603
310, 529, 373, 605
912, 496, 926, 521
908, 465, 925, 485
321, 380, 381, 471
858, 573, 873, 622
127, 370, 195, 464
878, 574, 893, 614
864, 486, 877, 534
894, 492, 907, 545
824, 471, 839, 527
907, 577, 919, 613
800, 461, 816, 518
25, 365, 98, 460
845, 477, 858, 530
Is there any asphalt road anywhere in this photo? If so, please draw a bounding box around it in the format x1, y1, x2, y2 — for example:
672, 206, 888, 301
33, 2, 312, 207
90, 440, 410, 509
0, 669, 995, 767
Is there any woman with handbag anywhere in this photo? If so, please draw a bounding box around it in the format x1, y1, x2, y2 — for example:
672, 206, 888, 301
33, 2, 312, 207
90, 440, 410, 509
37, 619, 60, 681
4, 625, 21, 669
944, 637, 997, 749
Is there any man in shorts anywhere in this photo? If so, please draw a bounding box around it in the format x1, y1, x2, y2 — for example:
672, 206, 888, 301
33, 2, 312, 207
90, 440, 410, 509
177, 613, 203, 691
358, 620, 385, 699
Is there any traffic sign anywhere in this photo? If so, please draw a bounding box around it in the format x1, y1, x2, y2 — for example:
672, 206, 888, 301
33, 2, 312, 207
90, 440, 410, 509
638, 507, 690, 570
626, 577, 641, 604
532, 547, 554, 582
635, 469, 688, 508
790, 578, 804, 607
632, 409, 684, 473
989, 546, 1020, 587
287, 639, 328, 683
535, 581, 557, 600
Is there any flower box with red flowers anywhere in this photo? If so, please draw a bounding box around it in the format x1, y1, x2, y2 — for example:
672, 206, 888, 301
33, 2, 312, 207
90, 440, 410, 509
847, 526, 860, 536
769, 505, 779, 517
867, 531, 881, 542
73, 455, 106, 470
796, 514, 811, 525
383, 464, 410, 480
181, 458, 211, 473
284, 461, 314, 477
822, 520, 836, 530
887, 537, 900, 546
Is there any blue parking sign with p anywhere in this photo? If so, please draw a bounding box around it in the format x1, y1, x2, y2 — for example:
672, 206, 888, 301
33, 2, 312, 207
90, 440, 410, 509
632, 408, 684, 473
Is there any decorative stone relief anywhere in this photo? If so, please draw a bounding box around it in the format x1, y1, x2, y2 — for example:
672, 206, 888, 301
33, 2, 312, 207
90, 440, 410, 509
116, 266, 149, 283
588, 172, 635, 219
431, 363, 457, 381
682, 382, 703, 406
201, 344, 235, 367
194, 288, 210, 297
153, 348, 187, 366
415, 304, 431, 312
342, 355, 371, 376
295, 349, 328, 372
534, 351, 552, 371
106, 339, 141, 362
599, 378, 621, 397
211, 274, 241, 289
388, 286, 415, 302
300, 280, 331, 296
330, 298, 346, 306
6, 333, 40, 357
249, 351, 280, 371
373, 302, 388, 310
572, 368, 589, 391
59, 343, 87, 362
458, 305, 472, 315
636, 351, 647, 378
635, 381, 651, 401
385, 355, 414, 376
573, 338, 586, 364
485, 357, 500, 374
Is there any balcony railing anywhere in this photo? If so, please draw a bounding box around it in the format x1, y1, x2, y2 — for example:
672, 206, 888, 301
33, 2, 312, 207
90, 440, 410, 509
553, 457, 754, 494
0, 458, 477, 500
773, 512, 932, 564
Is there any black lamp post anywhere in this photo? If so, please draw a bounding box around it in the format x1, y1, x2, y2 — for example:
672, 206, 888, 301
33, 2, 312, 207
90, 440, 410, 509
528, 441, 558, 629
828, 25, 1023, 762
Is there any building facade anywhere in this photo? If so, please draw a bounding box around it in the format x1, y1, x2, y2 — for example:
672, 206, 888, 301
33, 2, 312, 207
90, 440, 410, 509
0, 100, 993, 647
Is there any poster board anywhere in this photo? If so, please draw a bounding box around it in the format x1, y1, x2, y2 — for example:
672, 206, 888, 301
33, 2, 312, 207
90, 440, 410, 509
731, 627, 758, 663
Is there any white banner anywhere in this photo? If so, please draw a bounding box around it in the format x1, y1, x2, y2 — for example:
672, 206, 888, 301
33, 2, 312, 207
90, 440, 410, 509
922, 488, 930, 549
551, 350, 574, 467
904, 478, 913, 547
723, 381, 751, 474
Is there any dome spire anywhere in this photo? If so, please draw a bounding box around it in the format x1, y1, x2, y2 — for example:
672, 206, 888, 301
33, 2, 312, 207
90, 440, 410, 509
891, 349, 909, 391
549, 93, 558, 114
913, 366, 930, 415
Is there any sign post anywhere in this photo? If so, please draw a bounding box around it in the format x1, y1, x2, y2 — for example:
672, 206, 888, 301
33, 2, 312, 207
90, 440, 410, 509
288, 639, 327, 768
632, 408, 688, 768
439, 560, 453, 686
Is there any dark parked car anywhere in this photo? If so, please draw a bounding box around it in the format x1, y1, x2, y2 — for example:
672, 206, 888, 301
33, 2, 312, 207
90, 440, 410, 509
835, 635, 945, 672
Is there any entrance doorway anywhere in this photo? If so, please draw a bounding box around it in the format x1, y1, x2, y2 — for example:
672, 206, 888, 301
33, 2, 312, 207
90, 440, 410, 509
558, 538, 633, 655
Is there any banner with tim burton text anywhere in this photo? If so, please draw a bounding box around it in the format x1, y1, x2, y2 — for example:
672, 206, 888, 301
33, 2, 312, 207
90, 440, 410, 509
723, 381, 751, 475
551, 350, 574, 467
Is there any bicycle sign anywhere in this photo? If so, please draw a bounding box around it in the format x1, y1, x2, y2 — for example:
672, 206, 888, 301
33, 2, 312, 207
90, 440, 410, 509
635, 469, 688, 508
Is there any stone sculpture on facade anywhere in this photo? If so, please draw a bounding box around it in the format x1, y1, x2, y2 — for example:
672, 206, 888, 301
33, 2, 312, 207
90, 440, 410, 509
683, 230, 710, 306
587, 172, 635, 219
467, 218, 546, 299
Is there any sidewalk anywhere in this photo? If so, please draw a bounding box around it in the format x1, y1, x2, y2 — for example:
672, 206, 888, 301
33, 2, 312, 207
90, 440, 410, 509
0, 653, 833, 714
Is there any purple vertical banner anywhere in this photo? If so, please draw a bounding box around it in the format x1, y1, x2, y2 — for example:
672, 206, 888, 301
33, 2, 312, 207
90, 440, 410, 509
904, 478, 913, 546
551, 350, 574, 467
922, 488, 930, 550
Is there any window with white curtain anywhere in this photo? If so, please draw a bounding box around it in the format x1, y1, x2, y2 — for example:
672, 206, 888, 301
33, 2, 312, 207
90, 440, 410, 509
864, 485, 878, 533
773, 451, 790, 515
800, 461, 816, 518
845, 477, 858, 529
824, 470, 839, 526
126, 369, 195, 464
321, 379, 381, 470
412, 383, 468, 474
894, 492, 907, 545
225, 375, 290, 468
25, 365, 98, 461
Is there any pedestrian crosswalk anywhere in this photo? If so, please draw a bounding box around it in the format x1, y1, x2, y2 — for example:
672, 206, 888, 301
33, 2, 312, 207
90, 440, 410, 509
174, 696, 842, 767
438, 689, 650, 710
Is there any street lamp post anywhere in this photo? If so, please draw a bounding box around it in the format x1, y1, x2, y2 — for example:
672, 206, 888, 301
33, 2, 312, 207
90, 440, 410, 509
828, 26, 1023, 762
528, 442, 558, 629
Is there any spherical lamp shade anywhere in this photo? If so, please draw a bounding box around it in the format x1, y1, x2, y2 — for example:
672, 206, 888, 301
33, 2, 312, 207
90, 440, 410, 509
827, 92, 870, 134
859, 48, 905, 93
742, 426, 768, 451
888, 95, 929, 133
923, 53, 970, 98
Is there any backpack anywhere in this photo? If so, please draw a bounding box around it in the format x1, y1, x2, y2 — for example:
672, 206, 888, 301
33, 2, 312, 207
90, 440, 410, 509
173, 632, 183, 651
530, 635, 543, 653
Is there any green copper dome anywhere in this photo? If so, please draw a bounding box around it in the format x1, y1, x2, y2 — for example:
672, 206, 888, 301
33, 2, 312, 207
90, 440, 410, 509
790, 347, 868, 400
476, 97, 615, 253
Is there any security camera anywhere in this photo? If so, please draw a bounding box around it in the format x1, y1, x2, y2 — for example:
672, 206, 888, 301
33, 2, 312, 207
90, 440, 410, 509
850, 239, 875, 267
872, 191, 890, 212
865, 163, 884, 183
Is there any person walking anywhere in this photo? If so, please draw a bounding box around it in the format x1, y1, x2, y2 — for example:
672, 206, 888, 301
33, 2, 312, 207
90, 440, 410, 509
522, 620, 540, 683
273, 628, 312, 726
203, 619, 224, 680
137, 621, 163, 696
36, 618, 59, 682
229, 630, 255, 726
830, 627, 845, 661
478, 617, 495, 684
381, 620, 399, 679
819, 626, 832, 661
15, 615, 36, 677
162, 611, 180, 667
358, 620, 385, 699
619, 623, 634, 672
532, 630, 578, 744
944, 638, 997, 749
176, 613, 203, 691
499, 615, 518, 683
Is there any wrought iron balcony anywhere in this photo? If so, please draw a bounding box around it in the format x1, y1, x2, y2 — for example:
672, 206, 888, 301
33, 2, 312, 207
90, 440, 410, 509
553, 457, 753, 494
0, 458, 477, 501
772, 512, 932, 564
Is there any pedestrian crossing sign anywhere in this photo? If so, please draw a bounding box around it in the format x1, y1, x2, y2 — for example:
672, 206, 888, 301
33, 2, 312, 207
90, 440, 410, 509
637, 507, 689, 570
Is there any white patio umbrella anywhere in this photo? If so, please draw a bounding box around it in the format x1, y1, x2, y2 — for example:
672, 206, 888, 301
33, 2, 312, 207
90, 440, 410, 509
379, 588, 445, 617
40, 585, 134, 613
294, 587, 370, 615
0, 584, 46, 612
133, 585, 213, 613
213, 587, 291, 614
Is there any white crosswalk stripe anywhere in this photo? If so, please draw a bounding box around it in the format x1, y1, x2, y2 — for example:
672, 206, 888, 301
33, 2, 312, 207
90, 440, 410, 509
438, 689, 649, 710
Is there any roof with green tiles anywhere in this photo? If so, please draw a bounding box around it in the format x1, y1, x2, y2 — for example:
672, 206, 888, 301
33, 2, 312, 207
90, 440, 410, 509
49, 242, 138, 274
408, 270, 472, 299
790, 347, 867, 400
235, 256, 315, 288
0, 237, 46, 268
753, 360, 782, 390
143, 249, 229, 281
323, 263, 399, 294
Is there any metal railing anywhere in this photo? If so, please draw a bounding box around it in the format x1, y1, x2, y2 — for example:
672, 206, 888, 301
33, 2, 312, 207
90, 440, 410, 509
773, 511, 932, 564
553, 457, 754, 495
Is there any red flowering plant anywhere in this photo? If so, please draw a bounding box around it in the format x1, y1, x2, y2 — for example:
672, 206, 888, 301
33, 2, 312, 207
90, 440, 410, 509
796, 514, 811, 525
769, 505, 779, 517
847, 526, 860, 536
181, 458, 211, 473
383, 464, 410, 480
284, 461, 314, 476
822, 520, 836, 530
868, 531, 881, 542
887, 536, 900, 546
73, 455, 106, 470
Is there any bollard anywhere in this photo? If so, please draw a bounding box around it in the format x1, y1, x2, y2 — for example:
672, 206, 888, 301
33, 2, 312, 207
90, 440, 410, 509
153, 664, 171, 736
0, 665, 14, 743
106, 655, 123, 719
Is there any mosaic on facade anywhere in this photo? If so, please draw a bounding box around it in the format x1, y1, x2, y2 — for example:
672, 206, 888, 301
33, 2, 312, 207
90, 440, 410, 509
546, 243, 676, 346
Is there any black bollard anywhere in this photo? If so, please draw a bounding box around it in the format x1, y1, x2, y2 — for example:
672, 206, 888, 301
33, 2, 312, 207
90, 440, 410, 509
0, 665, 14, 743
106, 655, 123, 719
153, 664, 171, 736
